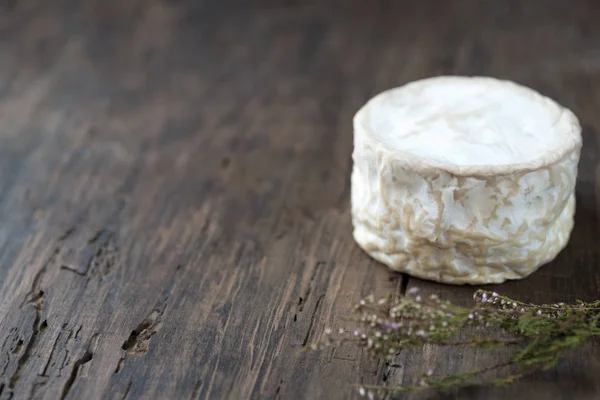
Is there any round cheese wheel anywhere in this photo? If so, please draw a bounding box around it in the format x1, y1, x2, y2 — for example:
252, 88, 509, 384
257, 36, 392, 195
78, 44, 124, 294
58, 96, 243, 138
351, 76, 582, 284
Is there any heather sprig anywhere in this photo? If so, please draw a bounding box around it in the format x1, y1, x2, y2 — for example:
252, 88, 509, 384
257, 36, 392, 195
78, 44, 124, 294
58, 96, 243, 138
311, 288, 600, 399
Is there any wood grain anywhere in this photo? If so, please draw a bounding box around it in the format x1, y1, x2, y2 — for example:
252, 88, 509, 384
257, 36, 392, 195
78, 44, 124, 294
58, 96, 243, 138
0, 0, 599, 399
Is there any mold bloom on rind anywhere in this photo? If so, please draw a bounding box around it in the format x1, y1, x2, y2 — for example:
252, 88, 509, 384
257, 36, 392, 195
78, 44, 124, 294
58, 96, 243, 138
351, 76, 582, 284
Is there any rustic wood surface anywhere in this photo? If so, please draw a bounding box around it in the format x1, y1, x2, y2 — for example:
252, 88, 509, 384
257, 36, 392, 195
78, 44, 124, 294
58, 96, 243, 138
0, 0, 599, 399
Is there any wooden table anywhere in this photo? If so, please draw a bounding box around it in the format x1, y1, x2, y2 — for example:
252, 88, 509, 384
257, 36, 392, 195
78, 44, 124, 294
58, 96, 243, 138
0, 1, 599, 399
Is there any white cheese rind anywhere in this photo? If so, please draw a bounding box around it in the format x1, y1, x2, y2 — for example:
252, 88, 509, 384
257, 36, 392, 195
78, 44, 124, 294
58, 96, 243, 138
351, 76, 582, 285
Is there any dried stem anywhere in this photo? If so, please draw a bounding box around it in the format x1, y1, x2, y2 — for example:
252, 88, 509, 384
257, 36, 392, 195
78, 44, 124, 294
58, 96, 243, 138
310, 289, 600, 399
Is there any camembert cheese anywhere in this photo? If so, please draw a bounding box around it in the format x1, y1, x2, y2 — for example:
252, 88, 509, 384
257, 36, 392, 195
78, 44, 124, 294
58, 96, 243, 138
351, 76, 582, 284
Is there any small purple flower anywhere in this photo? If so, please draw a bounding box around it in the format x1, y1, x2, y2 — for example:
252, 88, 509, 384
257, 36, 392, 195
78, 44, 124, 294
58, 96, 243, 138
386, 322, 401, 330
408, 287, 419, 295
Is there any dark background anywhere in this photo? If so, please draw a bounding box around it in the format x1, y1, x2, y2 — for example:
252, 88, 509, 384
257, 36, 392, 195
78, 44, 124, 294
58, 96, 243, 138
0, 0, 598, 399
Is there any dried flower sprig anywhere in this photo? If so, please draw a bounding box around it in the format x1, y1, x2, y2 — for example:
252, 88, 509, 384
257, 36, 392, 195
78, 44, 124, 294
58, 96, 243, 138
310, 288, 600, 399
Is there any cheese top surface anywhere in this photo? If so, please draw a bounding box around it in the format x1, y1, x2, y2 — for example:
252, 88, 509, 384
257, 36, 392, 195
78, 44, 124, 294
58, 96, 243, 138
357, 76, 579, 167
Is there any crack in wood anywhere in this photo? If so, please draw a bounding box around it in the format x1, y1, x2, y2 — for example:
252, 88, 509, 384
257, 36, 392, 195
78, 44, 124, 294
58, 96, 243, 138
59, 350, 69, 377
11, 341, 22, 355
377, 361, 403, 388
59, 231, 119, 287
60, 333, 99, 400
87, 229, 104, 244
41, 332, 62, 377
15, 224, 73, 384
9, 286, 47, 390
0, 382, 12, 400
74, 326, 82, 340
57, 227, 76, 242
2, 330, 15, 352
297, 261, 325, 314
59, 266, 86, 276
22, 252, 55, 307
120, 381, 132, 400
121, 309, 163, 355
60, 352, 92, 400
114, 357, 125, 374
115, 263, 182, 372
190, 380, 202, 400
28, 377, 49, 400
1, 352, 9, 376
301, 294, 325, 347
48, 325, 91, 380
274, 379, 283, 399
20, 229, 74, 320
21, 279, 45, 309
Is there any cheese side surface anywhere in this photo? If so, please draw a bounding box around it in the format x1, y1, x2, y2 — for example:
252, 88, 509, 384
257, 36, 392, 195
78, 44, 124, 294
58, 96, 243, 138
351, 76, 582, 284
